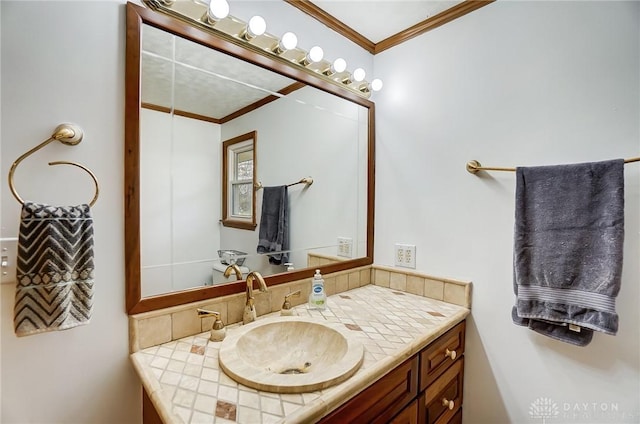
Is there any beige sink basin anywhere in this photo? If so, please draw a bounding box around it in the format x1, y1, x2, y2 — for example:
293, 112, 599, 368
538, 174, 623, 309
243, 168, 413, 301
218, 316, 364, 393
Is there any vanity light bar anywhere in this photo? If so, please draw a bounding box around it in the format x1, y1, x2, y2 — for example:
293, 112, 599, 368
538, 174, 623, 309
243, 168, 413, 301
142, 0, 382, 98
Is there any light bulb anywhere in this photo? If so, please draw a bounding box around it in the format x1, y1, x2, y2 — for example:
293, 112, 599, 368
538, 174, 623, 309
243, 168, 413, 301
308, 46, 324, 63
353, 68, 366, 82
279, 32, 298, 51
247, 16, 266, 38
332, 58, 347, 73
207, 0, 229, 21
371, 78, 383, 91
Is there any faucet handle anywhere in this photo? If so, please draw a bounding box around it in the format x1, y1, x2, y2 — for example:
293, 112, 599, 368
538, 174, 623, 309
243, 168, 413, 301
197, 309, 226, 341
197, 309, 220, 319
281, 290, 302, 315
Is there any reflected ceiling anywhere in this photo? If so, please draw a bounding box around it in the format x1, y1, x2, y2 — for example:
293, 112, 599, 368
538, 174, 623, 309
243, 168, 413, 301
142, 24, 296, 120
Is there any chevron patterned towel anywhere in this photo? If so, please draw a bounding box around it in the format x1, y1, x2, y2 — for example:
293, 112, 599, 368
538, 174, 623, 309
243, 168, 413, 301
14, 202, 94, 337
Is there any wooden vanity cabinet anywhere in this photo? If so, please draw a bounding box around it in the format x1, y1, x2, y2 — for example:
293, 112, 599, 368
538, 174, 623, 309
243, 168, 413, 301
418, 357, 464, 424
320, 320, 466, 424
320, 356, 419, 424
390, 399, 419, 424
142, 389, 163, 424
417, 320, 466, 424
419, 320, 466, 390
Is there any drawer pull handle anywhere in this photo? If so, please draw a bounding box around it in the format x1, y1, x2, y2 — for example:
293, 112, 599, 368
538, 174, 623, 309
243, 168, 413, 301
445, 348, 457, 360
441, 398, 455, 410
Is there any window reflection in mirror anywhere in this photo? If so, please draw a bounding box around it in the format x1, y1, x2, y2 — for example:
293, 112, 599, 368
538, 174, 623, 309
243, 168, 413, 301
223, 131, 257, 230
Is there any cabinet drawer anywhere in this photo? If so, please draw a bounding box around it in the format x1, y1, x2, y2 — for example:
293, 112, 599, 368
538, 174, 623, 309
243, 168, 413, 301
319, 356, 418, 424
419, 321, 465, 391
420, 357, 464, 424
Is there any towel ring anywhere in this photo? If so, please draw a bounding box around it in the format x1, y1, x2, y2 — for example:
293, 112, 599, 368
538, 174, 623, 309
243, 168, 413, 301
8, 123, 100, 206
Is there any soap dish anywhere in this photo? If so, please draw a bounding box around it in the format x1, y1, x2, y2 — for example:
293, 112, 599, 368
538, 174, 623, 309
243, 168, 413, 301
217, 249, 247, 266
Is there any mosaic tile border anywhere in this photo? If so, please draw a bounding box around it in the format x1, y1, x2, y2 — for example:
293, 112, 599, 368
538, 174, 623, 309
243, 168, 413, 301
371, 265, 472, 309
130, 265, 471, 353
130, 266, 371, 353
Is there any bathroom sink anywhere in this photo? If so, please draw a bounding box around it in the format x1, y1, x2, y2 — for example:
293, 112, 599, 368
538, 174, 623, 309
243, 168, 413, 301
218, 316, 364, 393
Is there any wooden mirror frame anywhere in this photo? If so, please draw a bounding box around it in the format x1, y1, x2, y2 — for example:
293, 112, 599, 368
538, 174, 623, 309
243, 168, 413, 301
125, 2, 375, 314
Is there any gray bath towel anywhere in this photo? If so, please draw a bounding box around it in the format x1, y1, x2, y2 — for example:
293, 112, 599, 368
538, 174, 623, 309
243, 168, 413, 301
14, 202, 95, 336
512, 159, 624, 346
257, 186, 289, 265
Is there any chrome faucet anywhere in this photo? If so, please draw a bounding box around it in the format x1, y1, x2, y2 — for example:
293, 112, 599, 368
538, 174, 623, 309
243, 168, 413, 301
243, 271, 268, 324
223, 263, 243, 280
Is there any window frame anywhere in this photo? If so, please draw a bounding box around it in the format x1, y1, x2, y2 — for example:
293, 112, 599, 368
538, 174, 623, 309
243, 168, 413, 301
221, 131, 257, 230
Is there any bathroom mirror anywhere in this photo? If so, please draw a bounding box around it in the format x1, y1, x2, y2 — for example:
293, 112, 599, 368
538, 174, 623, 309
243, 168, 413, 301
125, 2, 374, 314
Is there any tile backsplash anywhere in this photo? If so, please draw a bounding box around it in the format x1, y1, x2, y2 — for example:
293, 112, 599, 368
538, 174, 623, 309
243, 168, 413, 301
129, 265, 471, 353
371, 265, 471, 308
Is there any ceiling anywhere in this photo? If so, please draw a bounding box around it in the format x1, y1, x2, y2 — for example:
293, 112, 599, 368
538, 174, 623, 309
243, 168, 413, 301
310, 0, 465, 44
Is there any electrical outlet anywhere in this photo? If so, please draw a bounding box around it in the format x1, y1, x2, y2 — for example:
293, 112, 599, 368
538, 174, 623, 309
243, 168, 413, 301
395, 246, 404, 264
337, 237, 353, 258
394, 243, 416, 269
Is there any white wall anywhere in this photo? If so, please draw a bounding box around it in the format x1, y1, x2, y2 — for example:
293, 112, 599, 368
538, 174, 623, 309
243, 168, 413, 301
0, 1, 372, 423
7, 1, 636, 423
0, 1, 140, 423
373, 2, 640, 423
1, 2, 4, 419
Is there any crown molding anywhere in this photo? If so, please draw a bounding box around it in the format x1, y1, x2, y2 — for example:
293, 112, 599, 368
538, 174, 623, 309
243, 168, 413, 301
284, 0, 376, 54
284, 0, 495, 55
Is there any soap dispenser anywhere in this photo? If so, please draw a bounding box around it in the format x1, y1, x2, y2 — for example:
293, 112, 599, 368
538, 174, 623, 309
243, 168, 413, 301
308, 269, 327, 310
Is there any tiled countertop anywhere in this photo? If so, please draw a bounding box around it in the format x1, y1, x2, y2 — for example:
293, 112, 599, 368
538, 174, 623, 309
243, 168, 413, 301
131, 284, 470, 424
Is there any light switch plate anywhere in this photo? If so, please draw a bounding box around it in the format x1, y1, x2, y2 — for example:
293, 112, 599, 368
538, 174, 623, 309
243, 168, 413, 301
1, 238, 18, 285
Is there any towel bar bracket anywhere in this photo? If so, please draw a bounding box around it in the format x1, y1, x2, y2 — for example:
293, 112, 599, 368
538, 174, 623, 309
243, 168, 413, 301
52, 123, 83, 145
7, 123, 99, 206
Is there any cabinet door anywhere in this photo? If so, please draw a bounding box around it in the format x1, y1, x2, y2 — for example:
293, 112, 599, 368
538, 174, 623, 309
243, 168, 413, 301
320, 356, 419, 424
390, 399, 418, 424
419, 321, 465, 391
421, 357, 464, 424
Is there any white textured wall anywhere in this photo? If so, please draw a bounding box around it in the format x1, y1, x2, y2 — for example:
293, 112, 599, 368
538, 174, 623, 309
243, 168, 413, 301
0, 1, 140, 423
373, 2, 640, 423
0, 1, 372, 423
